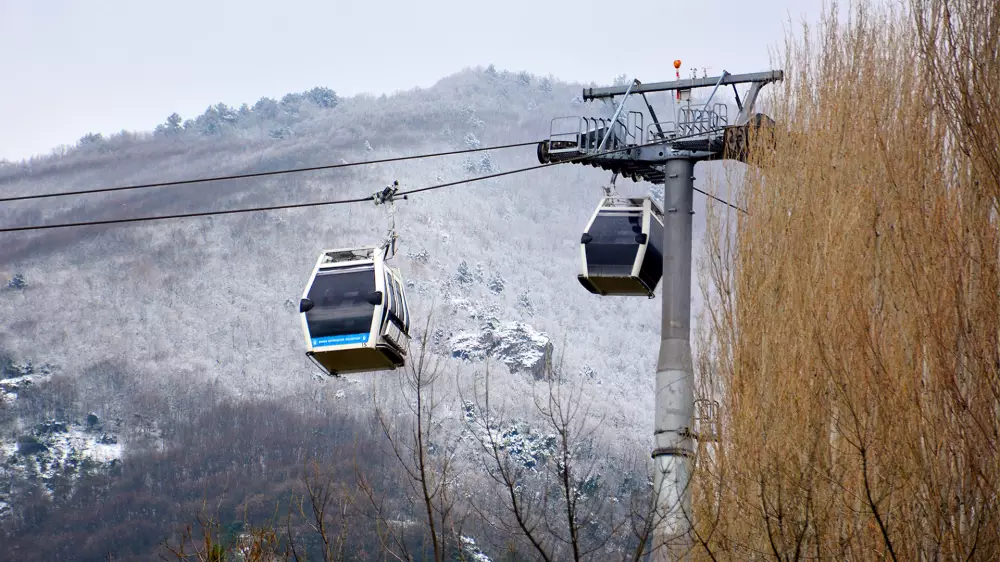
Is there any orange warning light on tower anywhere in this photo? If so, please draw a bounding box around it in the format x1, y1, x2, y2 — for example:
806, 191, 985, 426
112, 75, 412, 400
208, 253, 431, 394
674, 60, 682, 100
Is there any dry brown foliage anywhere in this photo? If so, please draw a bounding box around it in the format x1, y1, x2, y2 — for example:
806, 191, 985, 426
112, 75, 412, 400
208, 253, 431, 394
694, 0, 1000, 559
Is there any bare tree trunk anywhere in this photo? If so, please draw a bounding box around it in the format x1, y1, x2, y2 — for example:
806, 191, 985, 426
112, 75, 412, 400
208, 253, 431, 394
365, 312, 462, 562
460, 352, 658, 561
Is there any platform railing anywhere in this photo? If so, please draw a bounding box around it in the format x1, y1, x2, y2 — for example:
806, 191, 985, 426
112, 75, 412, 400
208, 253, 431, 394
549, 112, 645, 155
676, 103, 729, 139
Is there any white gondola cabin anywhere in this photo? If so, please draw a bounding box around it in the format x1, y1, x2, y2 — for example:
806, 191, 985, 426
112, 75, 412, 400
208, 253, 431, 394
578, 196, 664, 297
299, 247, 410, 376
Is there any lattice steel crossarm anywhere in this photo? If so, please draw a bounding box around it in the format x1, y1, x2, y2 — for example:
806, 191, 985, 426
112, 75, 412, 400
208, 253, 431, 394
536, 69, 783, 186
582, 70, 783, 100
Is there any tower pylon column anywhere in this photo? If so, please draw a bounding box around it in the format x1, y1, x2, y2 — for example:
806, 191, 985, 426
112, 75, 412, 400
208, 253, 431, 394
651, 157, 696, 560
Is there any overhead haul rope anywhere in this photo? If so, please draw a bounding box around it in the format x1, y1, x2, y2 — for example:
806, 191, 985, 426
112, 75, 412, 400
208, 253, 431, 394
0, 140, 542, 204
0, 127, 744, 234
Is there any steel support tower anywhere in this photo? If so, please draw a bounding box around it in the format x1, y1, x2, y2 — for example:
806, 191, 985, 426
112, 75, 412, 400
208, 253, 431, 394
537, 68, 783, 560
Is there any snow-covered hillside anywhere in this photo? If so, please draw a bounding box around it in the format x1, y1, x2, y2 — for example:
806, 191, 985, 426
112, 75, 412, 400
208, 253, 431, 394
0, 66, 741, 547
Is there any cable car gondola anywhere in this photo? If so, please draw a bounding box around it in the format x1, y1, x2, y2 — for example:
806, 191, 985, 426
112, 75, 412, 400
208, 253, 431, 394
577, 196, 664, 297
299, 245, 411, 376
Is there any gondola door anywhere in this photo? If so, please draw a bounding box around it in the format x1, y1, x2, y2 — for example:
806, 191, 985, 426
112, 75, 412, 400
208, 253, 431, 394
377, 267, 408, 355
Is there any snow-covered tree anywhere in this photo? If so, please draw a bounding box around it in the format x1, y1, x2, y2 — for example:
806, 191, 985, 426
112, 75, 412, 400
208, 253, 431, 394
78, 133, 103, 146
166, 112, 183, 131
478, 152, 497, 173
464, 132, 481, 150
456, 261, 473, 284
305, 86, 339, 109
6, 273, 26, 290
269, 126, 292, 140
195, 105, 225, 135
280, 93, 303, 114
488, 272, 505, 295
468, 113, 485, 129
214, 103, 238, 125
252, 97, 279, 120
517, 292, 535, 315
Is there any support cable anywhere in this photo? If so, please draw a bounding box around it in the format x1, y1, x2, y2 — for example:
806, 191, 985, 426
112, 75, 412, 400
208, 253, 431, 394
0, 140, 542, 204
0, 127, 745, 234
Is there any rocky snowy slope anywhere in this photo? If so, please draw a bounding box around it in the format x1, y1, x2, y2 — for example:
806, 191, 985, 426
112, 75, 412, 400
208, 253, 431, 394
0, 358, 123, 520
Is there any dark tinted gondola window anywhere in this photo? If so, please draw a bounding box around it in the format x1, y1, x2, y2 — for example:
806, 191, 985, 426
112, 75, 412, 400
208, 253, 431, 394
585, 211, 641, 276
306, 266, 376, 347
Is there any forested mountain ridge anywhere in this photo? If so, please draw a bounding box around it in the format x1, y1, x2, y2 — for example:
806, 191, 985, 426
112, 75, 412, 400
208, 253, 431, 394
0, 64, 726, 560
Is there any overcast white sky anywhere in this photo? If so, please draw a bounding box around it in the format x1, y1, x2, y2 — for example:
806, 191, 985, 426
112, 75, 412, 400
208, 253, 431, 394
0, 0, 831, 162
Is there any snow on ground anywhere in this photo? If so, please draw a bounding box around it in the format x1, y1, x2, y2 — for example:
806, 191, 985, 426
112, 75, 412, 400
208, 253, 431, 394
2, 420, 122, 479
0, 439, 16, 460
0, 367, 123, 519
0, 371, 52, 402
449, 321, 553, 378
460, 536, 494, 562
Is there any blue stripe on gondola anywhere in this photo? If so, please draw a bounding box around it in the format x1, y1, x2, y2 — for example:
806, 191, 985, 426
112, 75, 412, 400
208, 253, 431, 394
311, 333, 369, 347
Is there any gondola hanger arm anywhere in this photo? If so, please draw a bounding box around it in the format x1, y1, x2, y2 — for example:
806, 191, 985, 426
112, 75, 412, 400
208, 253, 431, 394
603, 172, 620, 197
373, 180, 407, 260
